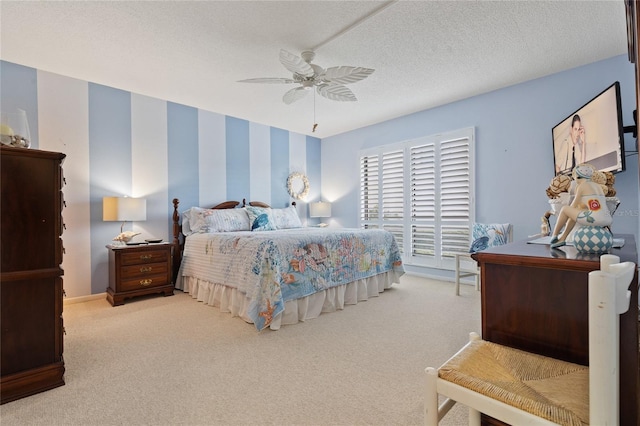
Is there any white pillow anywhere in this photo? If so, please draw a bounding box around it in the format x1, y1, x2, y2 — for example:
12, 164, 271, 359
271, 205, 302, 229
183, 207, 250, 233
180, 207, 201, 236
204, 208, 250, 232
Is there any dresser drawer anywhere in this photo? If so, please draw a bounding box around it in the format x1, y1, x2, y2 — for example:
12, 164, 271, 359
120, 249, 168, 266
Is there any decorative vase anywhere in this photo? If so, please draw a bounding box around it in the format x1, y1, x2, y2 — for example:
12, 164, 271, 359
572, 225, 613, 254
0, 109, 31, 148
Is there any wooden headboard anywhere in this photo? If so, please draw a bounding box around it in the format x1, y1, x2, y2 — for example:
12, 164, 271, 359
241, 198, 297, 208
171, 198, 240, 282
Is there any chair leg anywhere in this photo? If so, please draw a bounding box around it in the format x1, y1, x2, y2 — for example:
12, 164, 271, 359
588, 261, 634, 426
468, 408, 481, 426
425, 367, 439, 426
466, 333, 482, 425
455, 256, 461, 296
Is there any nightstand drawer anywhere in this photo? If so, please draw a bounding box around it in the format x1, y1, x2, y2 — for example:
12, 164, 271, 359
120, 249, 168, 266
119, 272, 168, 292
121, 261, 168, 279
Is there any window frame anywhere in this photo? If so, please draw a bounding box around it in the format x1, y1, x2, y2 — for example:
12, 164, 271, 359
359, 127, 475, 270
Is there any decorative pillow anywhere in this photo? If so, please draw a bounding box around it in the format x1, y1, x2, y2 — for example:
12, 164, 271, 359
184, 207, 250, 233
245, 206, 276, 231
200, 208, 250, 232
181, 207, 203, 235
469, 223, 511, 253
271, 205, 303, 229
187, 207, 211, 234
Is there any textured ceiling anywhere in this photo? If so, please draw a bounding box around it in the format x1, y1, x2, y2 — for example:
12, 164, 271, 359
0, 1, 630, 138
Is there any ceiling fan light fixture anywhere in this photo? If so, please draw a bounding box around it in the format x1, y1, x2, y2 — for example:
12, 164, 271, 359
300, 50, 315, 63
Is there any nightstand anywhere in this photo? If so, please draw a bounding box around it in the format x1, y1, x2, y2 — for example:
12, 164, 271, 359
106, 243, 174, 306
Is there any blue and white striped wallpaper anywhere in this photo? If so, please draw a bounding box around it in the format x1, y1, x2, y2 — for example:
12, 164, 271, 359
1, 60, 321, 297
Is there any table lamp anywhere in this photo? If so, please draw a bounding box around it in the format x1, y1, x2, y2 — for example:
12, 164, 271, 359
103, 196, 146, 243
309, 201, 331, 227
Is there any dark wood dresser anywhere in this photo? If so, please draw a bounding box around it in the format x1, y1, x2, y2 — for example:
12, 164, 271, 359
0, 146, 66, 404
474, 236, 639, 426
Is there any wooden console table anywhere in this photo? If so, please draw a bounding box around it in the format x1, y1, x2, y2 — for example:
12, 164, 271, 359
474, 235, 638, 426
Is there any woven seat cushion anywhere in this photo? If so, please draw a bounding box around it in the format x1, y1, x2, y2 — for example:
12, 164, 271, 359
439, 340, 589, 426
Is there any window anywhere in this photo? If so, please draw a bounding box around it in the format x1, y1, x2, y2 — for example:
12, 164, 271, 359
359, 128, 475, 270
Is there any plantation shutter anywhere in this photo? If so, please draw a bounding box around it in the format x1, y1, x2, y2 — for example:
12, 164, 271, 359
410, 142, 436, 259
381, 150, 404, 251
359, 154, 379, 227
440, 136, 473, 262
359, 127, 474, 270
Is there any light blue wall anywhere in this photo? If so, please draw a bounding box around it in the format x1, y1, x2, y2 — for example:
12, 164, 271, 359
0, 60, 321, 297
88, 84, 133, 297
1, 56, 638, 293
321, 55, 639, 278
270, 127, 290, 208
225, 116, 251, 201
167, 102, 200, 232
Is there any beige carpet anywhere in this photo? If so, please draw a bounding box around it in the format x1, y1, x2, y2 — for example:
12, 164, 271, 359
0, 275, 480, 426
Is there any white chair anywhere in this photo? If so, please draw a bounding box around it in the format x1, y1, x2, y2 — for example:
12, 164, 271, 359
454, 223, 512, 296
454, 253, 479, 296
426, 254, 635, 425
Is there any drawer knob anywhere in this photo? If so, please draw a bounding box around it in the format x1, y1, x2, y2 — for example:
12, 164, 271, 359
139, 266, 152, 273
139, 279, 153, 286
140, 254, 153, 260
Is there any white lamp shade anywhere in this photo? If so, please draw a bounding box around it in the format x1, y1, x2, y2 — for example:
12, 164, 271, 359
103, 197, 147, 222
309, 201, 332, 218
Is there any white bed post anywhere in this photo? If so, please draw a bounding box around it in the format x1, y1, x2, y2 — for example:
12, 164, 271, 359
588, 254, 634, 426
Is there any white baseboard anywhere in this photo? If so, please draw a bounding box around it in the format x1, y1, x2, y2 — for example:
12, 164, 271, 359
64, 293, 106, 305
403, 270, 476, 285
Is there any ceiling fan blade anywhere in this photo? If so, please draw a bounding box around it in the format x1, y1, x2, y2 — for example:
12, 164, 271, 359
279, 49, 314, 78
237, 78, 296, 84
322, 66, 375, 85
317, 84, 357, 102
283, 87, 309, 104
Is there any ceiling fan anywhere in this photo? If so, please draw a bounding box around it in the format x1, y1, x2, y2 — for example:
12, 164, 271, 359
238, 49, 375, 104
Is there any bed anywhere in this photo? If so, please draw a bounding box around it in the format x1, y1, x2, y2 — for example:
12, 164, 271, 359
171, 198, 404, 331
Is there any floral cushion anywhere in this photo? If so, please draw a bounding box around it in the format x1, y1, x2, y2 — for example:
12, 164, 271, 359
271, 205, 303, 229
469, 223, 511, 253
245, 206, 276, 231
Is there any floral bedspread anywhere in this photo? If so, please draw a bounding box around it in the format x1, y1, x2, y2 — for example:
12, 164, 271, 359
181, 228, 404, 330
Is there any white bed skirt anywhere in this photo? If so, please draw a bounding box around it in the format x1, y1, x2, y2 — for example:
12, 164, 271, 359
179, 271, 402, 330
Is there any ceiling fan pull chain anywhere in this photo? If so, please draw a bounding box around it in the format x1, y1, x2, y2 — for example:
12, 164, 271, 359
312, 90, 318, 133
